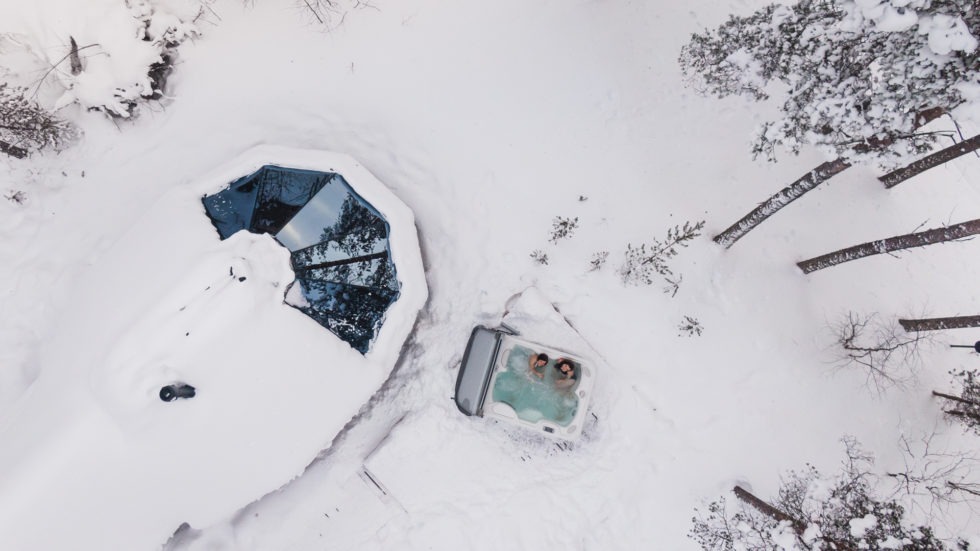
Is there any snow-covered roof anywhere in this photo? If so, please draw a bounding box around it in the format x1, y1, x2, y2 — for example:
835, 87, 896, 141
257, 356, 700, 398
202, 159, 403, 353
0, 146, 426, 550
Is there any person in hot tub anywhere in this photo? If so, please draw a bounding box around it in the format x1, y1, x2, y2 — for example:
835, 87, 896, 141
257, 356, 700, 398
528, 352, 549, 379
553, 358, 577, 389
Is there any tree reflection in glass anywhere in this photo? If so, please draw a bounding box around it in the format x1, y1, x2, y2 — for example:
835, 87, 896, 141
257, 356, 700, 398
251, 168, 331, 234
202, 165, 402, 354
296, 278, 398, 353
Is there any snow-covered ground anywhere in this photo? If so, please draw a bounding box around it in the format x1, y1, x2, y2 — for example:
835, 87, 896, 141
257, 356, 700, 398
1, 0, 979, 549
0, 145, 426, 549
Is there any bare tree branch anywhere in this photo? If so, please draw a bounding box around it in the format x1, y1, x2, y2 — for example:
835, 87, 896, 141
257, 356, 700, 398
832, 312, 930, 392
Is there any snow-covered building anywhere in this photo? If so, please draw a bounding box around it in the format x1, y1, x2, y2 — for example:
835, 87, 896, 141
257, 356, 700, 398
0, 146, 426, 550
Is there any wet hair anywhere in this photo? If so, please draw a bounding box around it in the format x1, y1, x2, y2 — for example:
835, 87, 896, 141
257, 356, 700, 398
535, 353, 549, 364
554, 359, 575, 375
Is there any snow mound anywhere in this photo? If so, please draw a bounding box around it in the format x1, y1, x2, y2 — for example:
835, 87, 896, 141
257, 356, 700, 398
0, 0, 199, 116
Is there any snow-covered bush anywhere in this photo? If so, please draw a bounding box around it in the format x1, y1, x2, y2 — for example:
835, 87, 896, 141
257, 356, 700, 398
0, 0, 200, 118
679, 0, 980, 168
690, 439, 952, 550
0, 83, 75, 158
888, 431, 980, 516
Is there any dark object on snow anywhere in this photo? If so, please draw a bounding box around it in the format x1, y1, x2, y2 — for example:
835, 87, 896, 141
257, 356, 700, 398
68, 36, 82, 75
160, 383, 196, 402
950, 341, 980, 353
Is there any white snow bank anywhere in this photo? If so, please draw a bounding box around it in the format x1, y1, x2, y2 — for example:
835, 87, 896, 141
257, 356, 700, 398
0, 0, 198, 115
849, 513, 878, 538
919, 13, 978, 55
842, 0, 928, 32
0, 146, 426, 550
954, 81, 980, 124
840, 0, 978, 55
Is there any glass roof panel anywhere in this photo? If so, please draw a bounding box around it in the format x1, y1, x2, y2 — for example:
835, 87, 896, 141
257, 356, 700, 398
295, 278, 398, 353
202, 165, 401, 354
296, 254, 398, 291
251, 167, 332, 235
275, 175, 386, 252
290, 230, 388, 271
201, 174, 261, 239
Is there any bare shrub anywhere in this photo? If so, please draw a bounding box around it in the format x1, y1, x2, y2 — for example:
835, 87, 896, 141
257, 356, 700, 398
887, 430, 980, 523
296, 0, 378, 28
832, 312, 931, 392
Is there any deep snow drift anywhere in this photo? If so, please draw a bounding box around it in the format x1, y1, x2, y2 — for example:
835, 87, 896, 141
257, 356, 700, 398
0, 0, 979, 550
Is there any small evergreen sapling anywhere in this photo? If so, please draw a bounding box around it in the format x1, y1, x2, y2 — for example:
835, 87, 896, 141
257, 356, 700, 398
678, 316, 703, 337
620, 220, 704, 288
588, 251, 609, 272
549, 216, 579, 243
530, 250, 549, 265
4, 190, 26, 204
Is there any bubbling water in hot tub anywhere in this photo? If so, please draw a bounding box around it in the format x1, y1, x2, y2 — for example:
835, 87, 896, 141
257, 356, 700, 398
490, 344, 578, 426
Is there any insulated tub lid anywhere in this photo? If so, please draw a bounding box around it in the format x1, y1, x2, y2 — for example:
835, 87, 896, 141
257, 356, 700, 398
454, 326, 501, 416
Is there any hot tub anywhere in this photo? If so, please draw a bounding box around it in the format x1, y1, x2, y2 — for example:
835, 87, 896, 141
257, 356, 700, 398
454, 326, 595, 440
